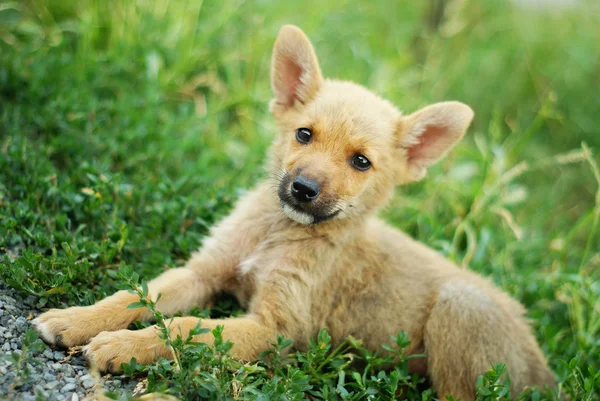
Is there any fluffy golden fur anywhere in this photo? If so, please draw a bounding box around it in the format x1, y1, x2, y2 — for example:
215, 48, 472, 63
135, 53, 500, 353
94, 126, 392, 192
33, 25, 555, 400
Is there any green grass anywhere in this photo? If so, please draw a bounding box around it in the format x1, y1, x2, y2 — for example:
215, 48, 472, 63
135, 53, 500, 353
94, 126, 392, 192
1, 0, 599, 399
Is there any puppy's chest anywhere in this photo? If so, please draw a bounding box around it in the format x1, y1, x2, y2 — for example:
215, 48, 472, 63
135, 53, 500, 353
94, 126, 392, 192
237, 244, 284, 281
235, 231, 341, 301
237, 229, 333, 276
236, 234, 373, 314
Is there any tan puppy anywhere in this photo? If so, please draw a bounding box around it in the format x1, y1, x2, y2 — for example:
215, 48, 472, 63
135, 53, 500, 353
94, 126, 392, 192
32, 25, 555, 400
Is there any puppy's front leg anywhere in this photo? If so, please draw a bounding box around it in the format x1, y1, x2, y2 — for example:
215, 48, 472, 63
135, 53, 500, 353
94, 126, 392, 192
32, 264, 219, 348
83, 270, 308, 373
83, 315, 278, 373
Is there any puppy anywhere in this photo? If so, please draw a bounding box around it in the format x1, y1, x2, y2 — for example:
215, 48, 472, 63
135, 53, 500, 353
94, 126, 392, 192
32, 25, 555, 400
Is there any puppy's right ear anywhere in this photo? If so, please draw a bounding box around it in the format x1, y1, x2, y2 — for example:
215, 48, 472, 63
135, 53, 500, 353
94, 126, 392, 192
398, 101, 474, 182
270, 25, 323, 112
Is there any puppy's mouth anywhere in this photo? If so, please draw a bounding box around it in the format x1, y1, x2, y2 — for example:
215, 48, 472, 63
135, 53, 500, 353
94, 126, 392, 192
276, 173, 342, 225
280, 200, 341, 225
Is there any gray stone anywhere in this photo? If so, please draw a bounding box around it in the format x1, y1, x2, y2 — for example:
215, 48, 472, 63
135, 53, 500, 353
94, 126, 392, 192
61, 383, 77, 393
34, 384, 48, 397
44, 372, 57, 381
24, 296, 37, 308
45, 381, 60, 390
15, 316, 27, 330
61, 364, 75, 376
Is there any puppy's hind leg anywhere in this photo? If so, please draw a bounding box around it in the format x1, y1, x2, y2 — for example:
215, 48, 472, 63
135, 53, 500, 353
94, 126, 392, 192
423, 280, 555, 401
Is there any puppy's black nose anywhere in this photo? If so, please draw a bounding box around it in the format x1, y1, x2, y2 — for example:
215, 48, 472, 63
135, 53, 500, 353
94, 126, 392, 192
291, 175, 320, 202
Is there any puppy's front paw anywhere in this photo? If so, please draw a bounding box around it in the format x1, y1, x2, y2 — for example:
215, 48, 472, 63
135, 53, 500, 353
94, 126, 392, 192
83, 328, 166, 373
32, 307, 99, 347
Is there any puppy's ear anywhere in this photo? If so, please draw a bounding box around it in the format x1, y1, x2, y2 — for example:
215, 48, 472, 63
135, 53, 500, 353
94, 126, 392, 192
270, 25, 323, 112
399, 101, 474, 182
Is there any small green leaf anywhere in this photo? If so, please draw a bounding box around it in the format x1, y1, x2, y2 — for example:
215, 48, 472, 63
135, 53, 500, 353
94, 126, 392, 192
141, 280, 149, 297
127, 301, 145, 309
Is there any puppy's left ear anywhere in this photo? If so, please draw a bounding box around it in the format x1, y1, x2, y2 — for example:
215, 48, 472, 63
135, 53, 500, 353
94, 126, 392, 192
270, 25, 323, 113
399, 101, 474, 182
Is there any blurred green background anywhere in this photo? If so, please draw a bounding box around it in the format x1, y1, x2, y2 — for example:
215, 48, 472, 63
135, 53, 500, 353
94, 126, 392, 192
1, 0, 599, 399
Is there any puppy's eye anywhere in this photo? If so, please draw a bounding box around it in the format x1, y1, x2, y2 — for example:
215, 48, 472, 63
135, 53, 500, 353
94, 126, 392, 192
296, 128, 312, 144
350, 154, 371, 171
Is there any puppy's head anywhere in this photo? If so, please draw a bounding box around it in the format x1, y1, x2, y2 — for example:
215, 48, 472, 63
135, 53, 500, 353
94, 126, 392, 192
269, 25, 474, 225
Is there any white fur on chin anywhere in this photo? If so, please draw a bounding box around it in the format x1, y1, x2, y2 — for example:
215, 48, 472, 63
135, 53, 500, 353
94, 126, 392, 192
282, 204, 314, 225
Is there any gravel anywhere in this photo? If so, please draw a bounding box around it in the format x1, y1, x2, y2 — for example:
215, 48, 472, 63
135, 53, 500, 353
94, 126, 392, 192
0, 282, 139, 400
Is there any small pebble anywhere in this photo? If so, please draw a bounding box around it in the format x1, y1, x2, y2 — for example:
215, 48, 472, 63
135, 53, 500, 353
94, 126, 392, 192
45, 381, 60, 390
15, 316, 27, 330
62, 364, 75, 376
24, 296, 37, 308
34, 384, 48, 397
61, 383, 76, 393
